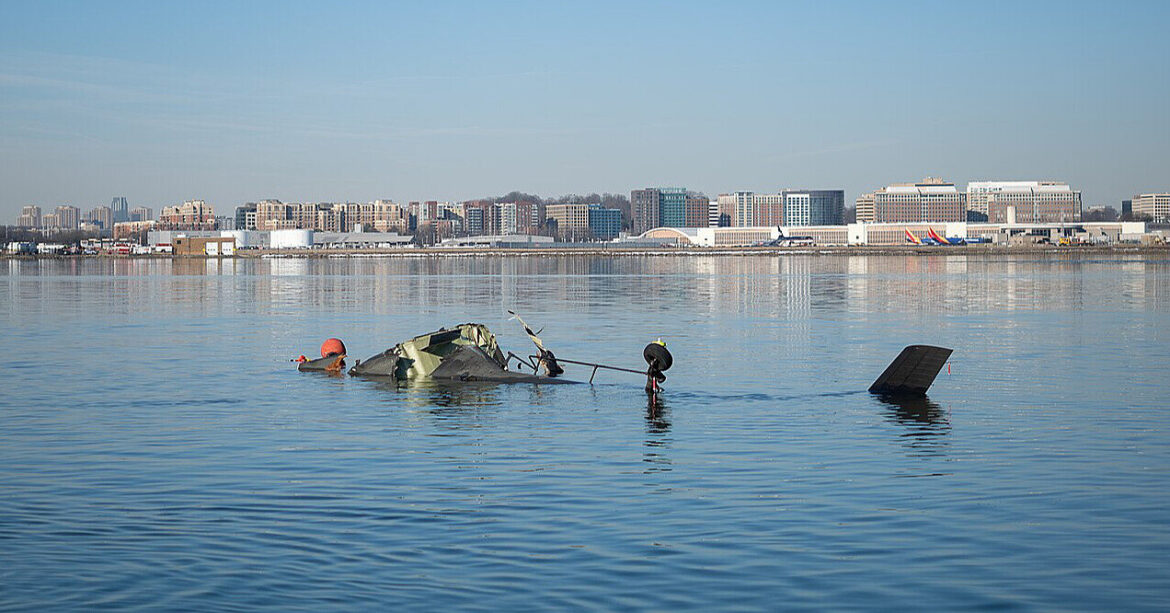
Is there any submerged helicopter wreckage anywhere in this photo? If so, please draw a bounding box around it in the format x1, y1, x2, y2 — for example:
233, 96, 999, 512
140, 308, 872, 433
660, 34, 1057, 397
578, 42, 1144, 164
296, 312, 950, 397
297, 312, 674, 392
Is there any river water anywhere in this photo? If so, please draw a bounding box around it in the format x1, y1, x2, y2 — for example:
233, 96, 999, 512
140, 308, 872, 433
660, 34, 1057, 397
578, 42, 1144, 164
2, 254, 1168, 611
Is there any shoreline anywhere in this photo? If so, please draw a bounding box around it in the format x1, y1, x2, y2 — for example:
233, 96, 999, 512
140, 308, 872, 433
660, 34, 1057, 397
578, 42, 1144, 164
3, 243, 1168, 259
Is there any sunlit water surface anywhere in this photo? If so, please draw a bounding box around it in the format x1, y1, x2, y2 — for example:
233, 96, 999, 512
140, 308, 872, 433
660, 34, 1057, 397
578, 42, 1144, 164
2, 254, 1169, 611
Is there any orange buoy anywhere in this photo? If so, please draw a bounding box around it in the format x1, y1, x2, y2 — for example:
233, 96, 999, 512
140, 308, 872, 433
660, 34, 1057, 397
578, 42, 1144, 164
321, 338, 346, 358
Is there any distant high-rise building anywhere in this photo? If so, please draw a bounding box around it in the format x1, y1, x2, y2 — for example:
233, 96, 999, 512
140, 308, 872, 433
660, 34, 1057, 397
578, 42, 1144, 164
685, 193, 710, 227
756, 193, 785, 226
499, 202, 520, 235
855, 193, 875, 223
716, 194, 736, 227
235, 203, 257, 230
732, 191, 756, 226
411, 200, 439, 225
111, 197, 129, 223
53, 205, 80, 230
546, 203, 621, 240
658, 188, 686, 227
1132, 193, 1170, 222
781, 190, 844, 226
545, 202, 592, 237
315, 208, 344, 232
495, 201, 536, 235
517, 201, 538, 234
465, 207, 484, 236
250, 199, 406, 233
16, 205, 42, 228
461, 200, 497, 236
158, 200, 215, 230
631, 187, 688, 231
409, 201, 468, 233
631, 189, 661, 234
1121, 199, 1132, 216
437, 201, 465, 220
588, 206, 622, 240
707, 199, 722, 227
727, 191, 783, 227
86, 206, 114, 229
861, 178, 966, 223
254, 200, 291, 230
719, 190, 842, 228
130, 206, 153, 222
365, 200, 408, 233
967, 181, 1081, 223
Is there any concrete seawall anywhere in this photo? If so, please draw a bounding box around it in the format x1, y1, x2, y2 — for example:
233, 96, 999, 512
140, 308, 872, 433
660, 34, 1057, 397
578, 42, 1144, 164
4, 244, 1168, 259
240, 244, 1169, 258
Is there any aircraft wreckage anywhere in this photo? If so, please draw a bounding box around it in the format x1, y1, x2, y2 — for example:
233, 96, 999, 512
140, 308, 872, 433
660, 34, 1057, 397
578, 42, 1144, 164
295, 312, 950, 397
296, 312, 674, 392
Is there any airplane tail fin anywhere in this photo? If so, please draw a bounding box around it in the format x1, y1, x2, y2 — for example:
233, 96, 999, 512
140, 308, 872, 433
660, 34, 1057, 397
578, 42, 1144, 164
927, 227, 956, 245
869, 345, 953, 396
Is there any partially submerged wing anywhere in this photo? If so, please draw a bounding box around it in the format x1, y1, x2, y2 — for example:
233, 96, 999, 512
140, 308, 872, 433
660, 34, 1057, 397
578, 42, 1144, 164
869, 345, 953, 396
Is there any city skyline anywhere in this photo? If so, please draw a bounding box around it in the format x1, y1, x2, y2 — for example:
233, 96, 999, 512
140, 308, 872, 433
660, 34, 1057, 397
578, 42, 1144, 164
14, 179, 1170, 231
1, 1, 1168, 218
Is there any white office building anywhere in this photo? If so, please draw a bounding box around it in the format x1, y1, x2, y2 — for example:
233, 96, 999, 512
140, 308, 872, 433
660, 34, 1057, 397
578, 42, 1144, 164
967, 181, 1081, 223
1132, 193, 1170, 222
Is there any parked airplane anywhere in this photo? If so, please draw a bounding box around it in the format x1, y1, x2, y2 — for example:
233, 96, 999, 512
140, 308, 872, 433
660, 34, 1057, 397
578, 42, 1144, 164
907, 228, 968, 246
926, 227, 965, 245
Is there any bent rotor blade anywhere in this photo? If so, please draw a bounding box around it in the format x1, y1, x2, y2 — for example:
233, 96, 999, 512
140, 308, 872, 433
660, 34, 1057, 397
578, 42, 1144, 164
507, 310, 547, 353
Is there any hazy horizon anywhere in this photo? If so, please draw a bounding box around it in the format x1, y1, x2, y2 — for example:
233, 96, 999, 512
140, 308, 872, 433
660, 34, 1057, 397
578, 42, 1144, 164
2, 0, 1168, 218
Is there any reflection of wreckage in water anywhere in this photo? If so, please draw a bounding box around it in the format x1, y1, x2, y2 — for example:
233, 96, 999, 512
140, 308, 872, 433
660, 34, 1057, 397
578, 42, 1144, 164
298, 312, 673, 392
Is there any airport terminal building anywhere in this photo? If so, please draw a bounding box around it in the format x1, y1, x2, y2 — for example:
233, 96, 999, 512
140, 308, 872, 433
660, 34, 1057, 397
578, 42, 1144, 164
638, 221, 1152, 247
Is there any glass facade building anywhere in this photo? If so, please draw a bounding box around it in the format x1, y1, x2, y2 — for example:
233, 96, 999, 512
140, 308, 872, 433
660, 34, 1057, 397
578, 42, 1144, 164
782, 190, 844, 226
658, 188, 687, 228
111, 197, 129, 223
587, 206, 622, 240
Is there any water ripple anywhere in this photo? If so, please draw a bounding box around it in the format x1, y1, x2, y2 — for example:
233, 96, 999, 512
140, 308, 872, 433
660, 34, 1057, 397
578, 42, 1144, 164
2, 254, 1169, 611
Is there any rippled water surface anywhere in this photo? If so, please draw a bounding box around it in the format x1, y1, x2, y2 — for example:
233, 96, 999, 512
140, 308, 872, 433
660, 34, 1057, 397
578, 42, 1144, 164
2, 254, 1169, 611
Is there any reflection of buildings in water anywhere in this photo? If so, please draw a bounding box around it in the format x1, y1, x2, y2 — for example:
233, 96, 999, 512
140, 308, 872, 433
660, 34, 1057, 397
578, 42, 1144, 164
876, 393, 951, 456
198, 257, 235, 277
644, 393, 672, 473
171, 257, 216, 276
842, 255, 990, 314
847, 256, 869, 312
684, 256, 791, 318
226, 252, 1166, 329
944, 256, 968, 276
267, 257, 309, 276
691, 256, 718, 277
275, 255, 848, 321
724, 257, 779, 316
1134, 259, 1166, 310
263, 258, 316, 310
780, 256, 812, 320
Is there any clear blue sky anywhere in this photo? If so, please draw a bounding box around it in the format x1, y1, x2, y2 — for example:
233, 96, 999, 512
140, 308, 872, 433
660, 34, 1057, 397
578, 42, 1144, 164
2, 0, 1167, 217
